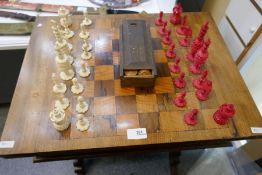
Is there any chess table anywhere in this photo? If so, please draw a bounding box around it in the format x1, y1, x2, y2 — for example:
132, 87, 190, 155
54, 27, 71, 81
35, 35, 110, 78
1, 13, 262, 174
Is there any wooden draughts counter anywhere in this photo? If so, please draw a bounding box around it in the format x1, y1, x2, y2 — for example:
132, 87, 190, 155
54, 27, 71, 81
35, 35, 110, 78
1, 13, 262, 158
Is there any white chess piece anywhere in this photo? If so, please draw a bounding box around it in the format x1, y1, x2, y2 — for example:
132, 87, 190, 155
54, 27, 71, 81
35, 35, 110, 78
71, 78, 84, 94
78, 61, 90, 77
82, 9, 92, 26
52, 73, 67, 94
82, 38, 92, 51
59, 58, 75, 81
79, 23, 90, 39
76, 113, 90, 131
56, 47, 74, 65
76, 96, 89, 113
49, 105, 70, 131
81, 48, 92, 60
61, 18, 74, 39
55, 93, 70, 110
58, 7, 72, 27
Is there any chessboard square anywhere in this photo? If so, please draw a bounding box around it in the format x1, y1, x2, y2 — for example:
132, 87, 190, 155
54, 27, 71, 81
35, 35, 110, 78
154, 77, 175, 94
113, 52, 120, 65
202, 109, 229, 129
151, 38, 162, 50
82, 81, 94, 97
160, 111, 186, 131
139, 112, 160, 133
186, 92, 201, 109
70, 116, 95, 139
116, 96, 137, 115
150, 27, 158, 38
114, 65, 120, 80
94, 96, 116, 116
94, 115, 117, 137
154, 50, 168, 63
116, 114, 139, 135
136, 94, 158, 113
112, 39, 119, 52
94, 65, 114, 80
135, 87, 155, 95
95, 38, 112, 53
95, 18, 112, 29
113, 28, 120, 39
199, 91, 219, 109
114, 80, 135, 96
157, 93, 186, 112
94, 80, 115, 97
95, 52, 113, 65
156, 63, 171, 77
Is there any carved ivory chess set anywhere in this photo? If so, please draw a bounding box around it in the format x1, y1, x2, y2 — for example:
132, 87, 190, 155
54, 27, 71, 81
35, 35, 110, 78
49, 4, 236, 133
49, 7, 91, 132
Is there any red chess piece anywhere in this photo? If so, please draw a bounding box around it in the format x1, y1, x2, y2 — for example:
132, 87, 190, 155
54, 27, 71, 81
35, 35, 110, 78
194, 38, 211, 65
158, 21, 168, 36
162, 29, 172, 45
179, 25, 193, 47
174, 72, 186, 88
186, 21, 209, 61
170, 58, 181, 73
184, 109, 199, 126
192, 70, 210, 89
166, 43, 176, 58
170, 3, 183, 25
173, 92, 187, 107
155, 11, 166, 26
176, 16, 188, 35
189, 62, 202, 74
213, 104, 236, 125
195, 81, 212, 101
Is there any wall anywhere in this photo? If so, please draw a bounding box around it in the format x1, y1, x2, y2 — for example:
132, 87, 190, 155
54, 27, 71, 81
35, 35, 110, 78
202, 0, 230, 25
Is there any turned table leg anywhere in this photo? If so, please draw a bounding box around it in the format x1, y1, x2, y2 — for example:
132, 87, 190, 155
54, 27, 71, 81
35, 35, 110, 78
74, 158, 85, 175
169, 151, 181, 175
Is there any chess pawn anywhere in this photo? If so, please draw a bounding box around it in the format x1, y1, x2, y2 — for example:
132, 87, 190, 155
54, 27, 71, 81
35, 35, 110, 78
184, 109, 198, 126
194, 38, 211, 65
59, 43, 74, 63
60, 17, 74, 39
71, 78, 84, 94
162, 29, 172, 45
82, 9, 92, 26
170, 58, 181, 73
195, 81, 212, 101
189, 62, 202, 74
55, 49, 73, 65
76, 96, 89, 113
192, 70, 209, 89
158, 21, 168, 36
49, 106, 70, 131
55, 93, 70, 110
213, 104, 235, 125
59, 58, 75, 81
166, 43, 176, 59
170, 3, 182, 25
52, 73, 67, 94
81, 46, 92, 60
58, 6, 69, 18
174, 72, 186, 88
79, 23, 90, 39
82, 38, 92, 51
76, 113, 90, 131
155, 11, 166, 26
173, 92, 187, 108
78, 61, 90, 77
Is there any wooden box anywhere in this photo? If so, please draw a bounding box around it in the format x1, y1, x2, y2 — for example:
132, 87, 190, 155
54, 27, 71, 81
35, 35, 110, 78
120, 20, 157, 87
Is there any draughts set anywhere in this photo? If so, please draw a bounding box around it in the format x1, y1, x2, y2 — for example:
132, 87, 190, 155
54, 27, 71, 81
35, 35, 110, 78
48, 5, 236, 139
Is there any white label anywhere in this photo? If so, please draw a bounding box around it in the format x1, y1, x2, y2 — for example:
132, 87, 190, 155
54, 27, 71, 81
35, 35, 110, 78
127, 128, 147, 139
251, 127, 262, 133
0, 141, 15, 148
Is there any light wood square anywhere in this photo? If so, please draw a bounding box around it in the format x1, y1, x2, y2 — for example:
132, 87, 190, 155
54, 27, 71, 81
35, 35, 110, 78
95, 65, 114, 80
154, 77, 175, 94
94, 96, 116, 116
136, 94, 158, 113
116, 114, 139, 135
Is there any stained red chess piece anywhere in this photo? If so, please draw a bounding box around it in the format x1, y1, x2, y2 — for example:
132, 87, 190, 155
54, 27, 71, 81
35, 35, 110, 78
162, 29, 172, 45
174, 72, 186, 88
213, 104, 236, 125
170, 3, 183, 25
173, 92, 187, 107
192, 70, 210, 89
158, 21, 168, 36
155, 11, 166, 26
195, 81, 212, 101
176, 16, 191, 36
189, 62, 202, 74
186, 22, 209, 61
184, 109, 199, 126
170, 58, 181, 73
166, 43, 176, 58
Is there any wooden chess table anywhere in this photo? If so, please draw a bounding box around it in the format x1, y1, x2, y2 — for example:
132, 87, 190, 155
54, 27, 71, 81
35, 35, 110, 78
1, 13, 262, 174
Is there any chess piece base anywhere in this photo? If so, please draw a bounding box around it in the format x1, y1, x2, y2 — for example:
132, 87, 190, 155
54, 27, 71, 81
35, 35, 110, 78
76, 118, 90, 131
79, 31, 90, 39
195, 90, 209, 101
71, 84, 84, 94
174, 79, 186, 88
81, 52, 92, 60
60, 69, 75, 81
79, 68, 90, 78
82, 43, 92, 51
170, 65, 180, 74
53, 83, 67, 94
173, 98, 186, 108
76, 102, 89, 113
184, 114, 198, 126
179, 38, 190, 47
55, 97, 70, 110
82, 19, 92, 26
213, 111, 228, 125
166, 51, 176, 59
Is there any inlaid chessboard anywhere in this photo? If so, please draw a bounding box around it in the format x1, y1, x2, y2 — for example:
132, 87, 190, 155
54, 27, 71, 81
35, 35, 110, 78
1, 13, 261, 156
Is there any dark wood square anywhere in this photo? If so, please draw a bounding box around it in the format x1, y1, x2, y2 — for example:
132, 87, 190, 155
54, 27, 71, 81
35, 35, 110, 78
156, 63, 171, 77
135, 87, 155, 95
112, 39, 119, 52
114, 65, 120, 80
154, 77, 175, 94
136, 94, 158, 113
94, 96, 116, 116
139, 112, 160, 133
116, 114, 139, 135
94, 65, 114, 80
151, 38, 163, 50
94, 115, 117, 137
95, 52, 113, 65
94, 80, 115, 97
115, 96, 137, 115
